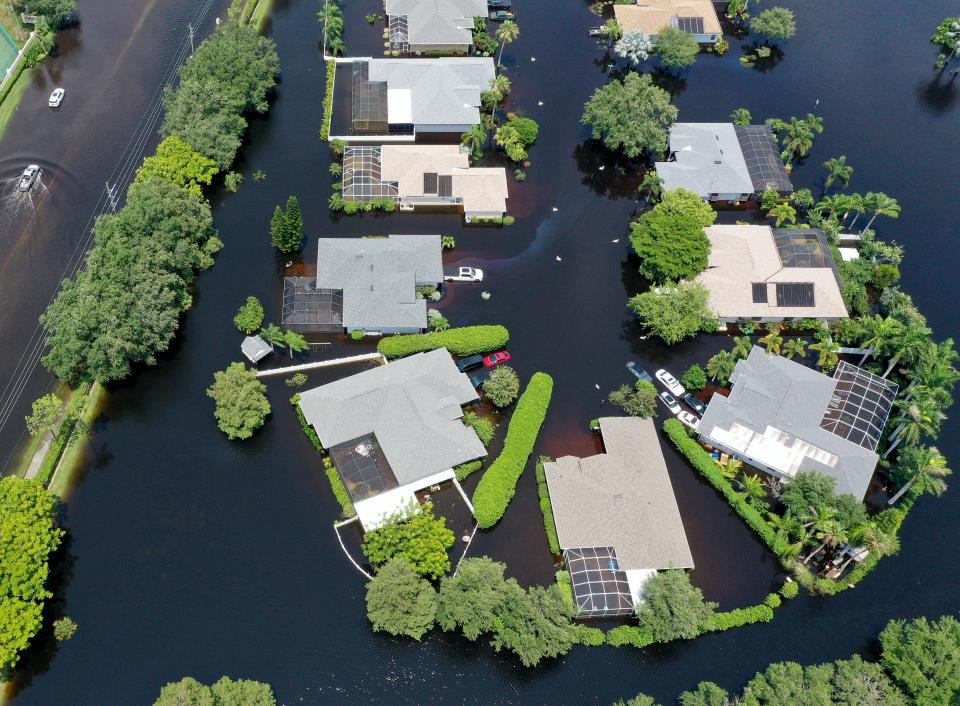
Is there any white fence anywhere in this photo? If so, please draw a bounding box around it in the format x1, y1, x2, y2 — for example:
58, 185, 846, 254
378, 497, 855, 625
0, 32, 37, 98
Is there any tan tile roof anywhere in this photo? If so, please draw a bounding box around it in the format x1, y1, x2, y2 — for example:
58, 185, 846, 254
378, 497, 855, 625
613, 0, 722, 36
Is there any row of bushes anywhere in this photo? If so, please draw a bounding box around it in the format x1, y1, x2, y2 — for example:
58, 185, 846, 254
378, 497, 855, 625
535, 456, 561, 554
662, 419, 782, 553
467, 215, 516, 226
472, 373, 554, 528
328, 193, 397, 213
290, 395, 355, 517
32, 383, 91, 488
705, 603, 775, 632
454, 460, 484, 482
320, 59, 335, 140
377, 325, 510, 359
289, 394, 323, 451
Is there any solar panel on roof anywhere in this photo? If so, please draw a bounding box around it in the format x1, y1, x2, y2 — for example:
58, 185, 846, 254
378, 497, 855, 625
775, 282, 815, 307
438, 175, 453, 197
674, 16, 705, 33
752, 282, 769, 303
820, 362, 899, 451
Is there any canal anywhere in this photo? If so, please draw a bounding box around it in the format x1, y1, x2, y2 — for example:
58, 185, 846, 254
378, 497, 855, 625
4, 0, 960, 703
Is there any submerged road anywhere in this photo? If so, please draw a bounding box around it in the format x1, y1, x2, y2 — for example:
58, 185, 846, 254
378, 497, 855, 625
0, 0, 223, 472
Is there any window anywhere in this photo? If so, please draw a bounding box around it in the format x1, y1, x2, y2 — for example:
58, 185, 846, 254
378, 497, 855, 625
423, 172, 438, 194
752, 282, 769, 303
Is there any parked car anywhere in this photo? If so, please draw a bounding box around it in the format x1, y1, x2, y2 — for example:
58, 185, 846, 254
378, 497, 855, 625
626, 361, 653, 383
489, 9, 514, 19
484, 350, 511, 367
677, 411, 700, 431
17, 165, 40, 192
683, 393, 706, 415
655, 369, 685, 397
48, 88, 65, 108
443, 266, 484, 282
658, 391, 681, 415
487, 0, 511, 9
456, 354, 484, 373
470, 370, 491, 389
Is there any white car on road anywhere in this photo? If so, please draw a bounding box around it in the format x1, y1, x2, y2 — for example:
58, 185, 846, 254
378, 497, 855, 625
443, 266, 484, 282
677, 411, 700, 431
658, 391, 681, 414
17, 165, 40, 191
655, 369, 685, 397
48, 88, 65, 108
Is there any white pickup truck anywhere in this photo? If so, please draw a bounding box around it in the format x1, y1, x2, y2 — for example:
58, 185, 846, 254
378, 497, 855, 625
443, 266, 484, 282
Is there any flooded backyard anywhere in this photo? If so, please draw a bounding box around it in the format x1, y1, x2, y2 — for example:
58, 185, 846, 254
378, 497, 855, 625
3, 0, 960, 704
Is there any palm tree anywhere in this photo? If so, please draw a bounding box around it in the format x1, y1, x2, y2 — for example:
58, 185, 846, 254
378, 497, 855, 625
804, 113, 825, 134
768, 202, 797, 226
284, 330, 309, 358
809, 338, 841, 371
841, 521, 898, 571
813, 193, 851, 219
261, 323, 286, 350
460, 125, 487, 158
803, 507, 846, 565
496, 20, 520, 66
861, 192, 900, 234
767, 512, 809, 559
781, 127, 813, 165
737, 473, 767, 506
858, 315, 904, 365
732, 336, 753, 360
638, 171, 664, 203
490, 74, 511, 100
823, 155, 853, 190
782, 338, 807, 360
759, 332, 784, 355
717, 457, 742, 480
730, 107, 752, 125
888, 445, 951, 504
884, 396, 945, 459
903, 339, 959, 405
327, 35, 345, 56
707, 350, 737, 385
883, 323, 933, 378
844, 193, 866, 230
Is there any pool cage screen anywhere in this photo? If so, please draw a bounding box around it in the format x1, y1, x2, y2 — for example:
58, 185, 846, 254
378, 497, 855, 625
564, 547, 635, 618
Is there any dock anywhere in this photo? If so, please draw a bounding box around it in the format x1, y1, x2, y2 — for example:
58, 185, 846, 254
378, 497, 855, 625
254, 351, 386, 378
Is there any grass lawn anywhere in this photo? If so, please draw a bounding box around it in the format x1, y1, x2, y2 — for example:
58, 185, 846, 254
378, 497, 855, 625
0, 67, 33, 141
0, 5, 25, 49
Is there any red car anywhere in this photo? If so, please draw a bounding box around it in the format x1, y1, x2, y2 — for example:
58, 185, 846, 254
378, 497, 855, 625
484, 350, 511, 367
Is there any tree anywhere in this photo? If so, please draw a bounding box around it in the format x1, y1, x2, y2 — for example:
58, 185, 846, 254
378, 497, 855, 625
615, 696, 661, 706
652, 26, 699, 68
362, 502, 455, 580
782, 338, 806, 360
365, 557, 437, 640
615, 29, 652, 64
495, 125, 528, 162
791, 187, 815, 209
737, 473, 767, 506
884, 323, 933, 378
879, 615, 960, 706
460, 124, 487, 159
679, 682, 730, 706
742, 662, 835, 706
206, 363, 271, 440
154, 677, 215, 706
628, 281, 718, 345
234, 296, 265, 334
495, 20, 519, 65
581, 73, 678, 158
681, 364, 707, 391
823, 155, 853, 190
890, 445, 951, 501
639, 170, 664, 203
730, 107, 752, 125
809, 337, 840, 371
261, 323, 286, 350
20, 0, 76, 29
25, 393, 63, 437
154, 676, 276, 706
831, 655, 907, 706
629, 188, 716, 282
731, 335, 753, 360
436, 556, 508, 640
463, 411, 495, 445
0, 477, 64, 671
489, 582, 577, 667
283, 329, 309, 358
779, 471, 839, 517
134, 135, 219, 199
707, 350, 736, 385
858, 315, 904, 365
861, 192, 901, 233
483, 365, 521, 407
768, 202, 797, 226
636, 570, 715, 642
759, 331, 784, 355
751, 7, 797, 41
53, 616, 78, 641
506, 116, 539, 146
270, 197, 303, 253
885, 395, 945, 459
608, 381, 658, 417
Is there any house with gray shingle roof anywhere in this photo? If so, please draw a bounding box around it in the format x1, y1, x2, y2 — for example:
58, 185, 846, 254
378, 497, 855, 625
386, 0, 487, 53
543, 417, 693, 618
655, 123, 793, 202
698, 348, 898, 500
298, 348, 486, 529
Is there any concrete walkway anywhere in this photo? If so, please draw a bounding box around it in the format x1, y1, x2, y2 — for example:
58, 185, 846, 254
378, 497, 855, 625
23, 429, 54, 479
254, 352, 386, 378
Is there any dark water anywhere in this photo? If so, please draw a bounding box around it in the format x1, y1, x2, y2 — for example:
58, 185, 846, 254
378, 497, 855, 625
5, 0, 960, 704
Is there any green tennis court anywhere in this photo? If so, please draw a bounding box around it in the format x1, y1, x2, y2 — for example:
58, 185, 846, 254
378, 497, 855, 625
0, 26, 19, 78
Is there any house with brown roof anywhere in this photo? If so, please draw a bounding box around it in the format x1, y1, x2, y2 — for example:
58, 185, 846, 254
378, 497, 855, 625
613, 0, 722, 44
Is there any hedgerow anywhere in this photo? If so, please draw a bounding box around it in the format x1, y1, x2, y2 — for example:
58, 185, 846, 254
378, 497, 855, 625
378, 325, 510, 359
705, 604, 775, 632
575, 625, 606, 646
535, 456, 561, 554
472, 373, 553, 528
663, 419, 782, 553
606, 625, 655, 648
780, 581, 799, 599
454, 460, 484, 481
320, 59, 335, 140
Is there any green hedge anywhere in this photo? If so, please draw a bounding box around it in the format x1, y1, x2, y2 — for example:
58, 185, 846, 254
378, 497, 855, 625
290, 394, 324, 452
378, 325, 509, 359
556, 570, 575, 613
472, 372, 553, 528
764, 592, 782, 608
320, 59, 335, 140
606, 625, 655, 648
705, 604, 774, 632
535, 456, 561, 554
33, 383, 91, 488
454, 460, 483, 482
779, 580, 799, 599
324, 456, 355, 518
663, 419, 782, 554
575, 625, 606, 646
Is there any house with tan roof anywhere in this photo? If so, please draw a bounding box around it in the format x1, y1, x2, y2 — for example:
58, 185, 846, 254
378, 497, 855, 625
613, 0, 722, 44
695, 225, 848, 323
543, 417, 693, 618
342, 144, 508, 219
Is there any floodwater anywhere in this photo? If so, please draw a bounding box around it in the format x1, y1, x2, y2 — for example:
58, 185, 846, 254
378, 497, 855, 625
4, 0, 960, 704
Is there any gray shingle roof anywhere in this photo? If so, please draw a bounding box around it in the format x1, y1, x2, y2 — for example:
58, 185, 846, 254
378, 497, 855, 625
655, 123, 754, 198
543, 417, 694, 572
385, 0, 487, 46
298, 348, 486, 488
240, 335, 272, 364
366, 58, 495, 127
315, 234, 442, 331
698, 348, 890, 499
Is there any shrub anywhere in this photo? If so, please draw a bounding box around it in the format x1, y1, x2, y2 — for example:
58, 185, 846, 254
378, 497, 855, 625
378, 325, 509, 359
483, 365, 521, 407
365, 558, 437, 640
350, 329, 365, 341
436, 557, 508, 640
290, 394, 324, 452
764, 593, 782, 608
575, 625, 606, 646
555, 570, 575, 611
506, 116, 540, 146
323, 458, 355, 518
473, 373, 554, 528
535, 457, 561, 554
224, 171, 244, 192
454, 460, 484, 481
681, 364, 707, 391
705, 604, 774, 632
779, 581, 799, 599
53, 617, 78, 641
234, 295, 264, 334
663, 419, 781, 552
606, 625, 655, 648
608, 380, 658, 417
637, 570, 717, 642
362, 502, 455, 580
463, 411, 496, 445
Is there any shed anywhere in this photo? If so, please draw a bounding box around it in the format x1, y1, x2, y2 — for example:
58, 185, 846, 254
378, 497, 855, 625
241, 335, 273, 364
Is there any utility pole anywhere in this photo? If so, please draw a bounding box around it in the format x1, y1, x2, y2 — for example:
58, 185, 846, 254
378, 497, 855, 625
188, 22, 195, 56
105, 182, 119, 213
